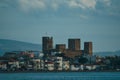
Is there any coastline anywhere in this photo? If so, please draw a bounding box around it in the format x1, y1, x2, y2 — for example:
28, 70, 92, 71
0, 70, 120, 73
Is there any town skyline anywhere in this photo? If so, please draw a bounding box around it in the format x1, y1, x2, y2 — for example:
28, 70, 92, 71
0, 35, 120, 72
0, 0, 120, 52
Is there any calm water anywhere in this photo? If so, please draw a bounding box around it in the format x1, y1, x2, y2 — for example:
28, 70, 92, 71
0, 72, 120, 80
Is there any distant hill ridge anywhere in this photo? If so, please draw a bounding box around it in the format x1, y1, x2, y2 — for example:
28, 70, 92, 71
0, 39, 42, 55
94, 50, 120, 56
0, 39, 120, 56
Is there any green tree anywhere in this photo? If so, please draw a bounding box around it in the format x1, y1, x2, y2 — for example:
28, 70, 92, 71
78, 56, 88, 64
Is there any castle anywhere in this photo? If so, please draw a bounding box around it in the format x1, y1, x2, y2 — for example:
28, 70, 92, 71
42, 36, 93, 58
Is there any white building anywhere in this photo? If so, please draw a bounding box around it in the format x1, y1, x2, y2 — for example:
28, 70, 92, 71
8, 61, 20, 71
54, 57, 63, 70
0, 63, 7, 70
85, 64, 97, 70
70, 64, 80, 71
62, 61, 70, 70
37, 52, 44, 58
80, 65, 84, 71
45, 62, 54, 71
31, 58, 44, 70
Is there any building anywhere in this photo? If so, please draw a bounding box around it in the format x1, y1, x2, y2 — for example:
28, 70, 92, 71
8, 61, 20, 71
62, 38, 83, 58
70, 64, 80, 71
64, 50, 82, 58
84, 64, 97, 70
68, 39, 80, 51
29, 58, 44, 70
0, 62, 7, 71
62, 61, 70, 70
42, 36, 53, 54
54, 57, 63, 70
45, 62, 54, 71
41, 36, 92, 58
56, 44, 66, 53
4, 52, 17, 58
84, 42, 93, 56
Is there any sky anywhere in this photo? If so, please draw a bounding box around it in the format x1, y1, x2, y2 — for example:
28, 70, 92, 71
0, 0, 120, 52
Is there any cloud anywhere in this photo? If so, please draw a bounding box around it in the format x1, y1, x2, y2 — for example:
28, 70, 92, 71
0, 0, 16, 8
79, 14, 88, 19
68, 0, 80, 8
51, 2, 59, 10
18, 0, 46, 11
2, 0, 118, 17
17, 0, 113, 12
17, 0, 98, 11
96, 0, 118, 16
67, 0, 97, 9
18, 0, 64, 11
101, 0, 111, 6
80, 0, 97, 9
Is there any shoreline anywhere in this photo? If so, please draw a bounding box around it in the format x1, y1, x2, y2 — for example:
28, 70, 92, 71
0, 70, 120, 73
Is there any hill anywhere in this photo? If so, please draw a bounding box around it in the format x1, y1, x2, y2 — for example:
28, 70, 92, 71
0, 39, 42, 55
0, 39, 120, 56
94, 50, 120, 56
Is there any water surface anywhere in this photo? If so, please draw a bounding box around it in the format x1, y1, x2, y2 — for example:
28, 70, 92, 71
0, 72, 120, 80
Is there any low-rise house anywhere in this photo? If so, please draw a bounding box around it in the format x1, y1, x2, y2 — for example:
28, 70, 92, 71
8, 61, 20, 71
36, 52, 44, 58
84, 64, 97, 71
27, 64, 33, 70
62, 61, 70, 70
54, 57, 63, 71
40, 59, 44, 70
45, 62, 54, 71
47, 62, 54, 71
96, 56, 103, 63
80, 65, 84, 71
4, 52, 17, 58
30, 58, 44, 70
0, 62, 7, 71
31, 59, 41, 70
70, 64, 80, 71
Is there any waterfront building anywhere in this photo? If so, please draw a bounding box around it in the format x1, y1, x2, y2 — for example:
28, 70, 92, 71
44, 61, 54, 71
80, 65, 84, 71
8, 61, 20, 71
31, 59, 41, 70
3, 52, 17, 58
70, 64, 80, 71
54, 57, 63, 70
62, 60, 70, 70
84, 64, 97, 71
37, 52, 44, 58
28, 51, 34, 58
0, 62, 7, 70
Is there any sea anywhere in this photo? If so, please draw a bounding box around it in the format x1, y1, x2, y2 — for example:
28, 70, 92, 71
0, 72, 120, 80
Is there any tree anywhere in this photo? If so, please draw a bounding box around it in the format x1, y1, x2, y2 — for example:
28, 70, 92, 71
78, 56, 88, 64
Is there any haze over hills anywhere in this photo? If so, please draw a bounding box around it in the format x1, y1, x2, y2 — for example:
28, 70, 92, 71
94, 51, 120, 57
0, 39, 42, 56
0, 39, 120, 56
